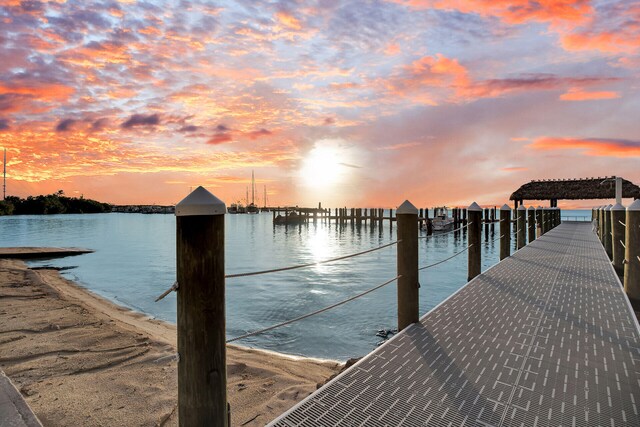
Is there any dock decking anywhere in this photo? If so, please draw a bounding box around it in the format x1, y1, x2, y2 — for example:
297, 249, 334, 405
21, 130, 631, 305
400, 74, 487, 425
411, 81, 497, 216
269, 222, 640, 426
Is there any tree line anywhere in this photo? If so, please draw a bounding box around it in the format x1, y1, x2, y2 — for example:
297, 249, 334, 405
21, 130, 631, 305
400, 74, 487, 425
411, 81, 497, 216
0, 191, 112, 215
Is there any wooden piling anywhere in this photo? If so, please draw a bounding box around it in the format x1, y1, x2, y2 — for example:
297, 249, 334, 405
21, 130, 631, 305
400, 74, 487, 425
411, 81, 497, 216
624, 199, 640, 301
598, 206, 604, 242
499, 204, 511, 260
175, 187, 227, 427
468, 202, 482, 281
604, 205, 613, 260
536, 207, 543, 237
517, 205, 526, 249
527, 206, 536, 242
397, 200, 419, 331
611, 203, 625, 279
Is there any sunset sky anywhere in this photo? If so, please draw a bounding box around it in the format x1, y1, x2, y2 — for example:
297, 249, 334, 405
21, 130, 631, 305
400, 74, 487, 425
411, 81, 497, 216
1, 0, 638, 208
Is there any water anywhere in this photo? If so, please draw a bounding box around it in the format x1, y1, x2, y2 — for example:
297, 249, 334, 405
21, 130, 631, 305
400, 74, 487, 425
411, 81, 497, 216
0, 209, 589, 361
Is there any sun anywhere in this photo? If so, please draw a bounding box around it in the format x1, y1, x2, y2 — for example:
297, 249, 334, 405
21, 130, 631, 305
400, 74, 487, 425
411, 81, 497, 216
300, 142, 345, 189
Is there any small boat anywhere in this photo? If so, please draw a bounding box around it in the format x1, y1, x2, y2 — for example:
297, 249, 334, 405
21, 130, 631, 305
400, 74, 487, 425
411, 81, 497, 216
432, 207, 454, 231
228, 203, 239, 214
273, 211, 306, 225
246, 203, 259, 214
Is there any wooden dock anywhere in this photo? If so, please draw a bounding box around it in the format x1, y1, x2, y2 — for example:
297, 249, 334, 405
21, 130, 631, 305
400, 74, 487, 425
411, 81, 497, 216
268, 221, 640, 426
0, 247, 93, 259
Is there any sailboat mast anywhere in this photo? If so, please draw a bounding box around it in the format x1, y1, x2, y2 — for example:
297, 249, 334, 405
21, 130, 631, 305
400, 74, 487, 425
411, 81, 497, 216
251, 170, 255, 205
264, 185, 267, 208
3, 148, 6, 200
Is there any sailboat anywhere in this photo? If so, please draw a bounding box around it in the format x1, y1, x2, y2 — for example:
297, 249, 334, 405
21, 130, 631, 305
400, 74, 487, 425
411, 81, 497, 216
260, 185, 270, 212
246, 170, 259, 214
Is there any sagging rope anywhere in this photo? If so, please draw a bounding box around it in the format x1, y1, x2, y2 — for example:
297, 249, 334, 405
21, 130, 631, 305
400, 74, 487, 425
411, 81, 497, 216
226, 240, 399, 279
418, 244, 473, 271
226, 275, 401, 343
418, 222, 471, 239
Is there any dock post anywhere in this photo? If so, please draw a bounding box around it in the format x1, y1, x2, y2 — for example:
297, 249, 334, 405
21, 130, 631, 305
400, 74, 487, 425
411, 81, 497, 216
396, 200, 419, 331
604, 205, 613, 259
624, 199, 640, 301
175, 187, 227, 427
536, 206, 543, 237
517, 205, 526, 249
468, 202, 482, 281
598, 206, 604, 242
527, 206, 536, 242
463, 208, 467, 225
611, 202, 625, 278
499, 204, 511, 260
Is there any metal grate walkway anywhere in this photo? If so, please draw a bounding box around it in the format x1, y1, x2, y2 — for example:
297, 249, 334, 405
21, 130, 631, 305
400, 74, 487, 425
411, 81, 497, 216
268, 222, 640, 426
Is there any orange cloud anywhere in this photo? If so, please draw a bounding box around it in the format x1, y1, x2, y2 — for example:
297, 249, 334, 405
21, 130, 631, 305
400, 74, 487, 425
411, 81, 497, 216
275, 11, 303, 30
559, 88, 620, 101
561, 31, 640, 54
501, 166, 528, 172
529, 137, 640, 157
384, 54, 470, 104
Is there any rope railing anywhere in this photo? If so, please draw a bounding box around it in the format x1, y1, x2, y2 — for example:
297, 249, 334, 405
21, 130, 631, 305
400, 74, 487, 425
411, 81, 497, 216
226, 275, 401, 343
418, 222, 471, 239
418, 244, 473, 271
620, 240, 626, 249
225, 240, 399, 278
619, 220, 626, 227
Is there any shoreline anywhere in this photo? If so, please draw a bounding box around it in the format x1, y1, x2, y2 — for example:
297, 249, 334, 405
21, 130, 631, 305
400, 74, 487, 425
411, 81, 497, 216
0, 259, 342, 426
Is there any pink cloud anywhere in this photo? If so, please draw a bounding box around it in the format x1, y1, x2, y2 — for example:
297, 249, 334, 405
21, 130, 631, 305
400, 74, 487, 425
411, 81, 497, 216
529, 137, 640, 157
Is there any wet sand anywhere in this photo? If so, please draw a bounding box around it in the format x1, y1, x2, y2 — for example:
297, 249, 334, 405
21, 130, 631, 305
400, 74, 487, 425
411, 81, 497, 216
0, 259, 341, 426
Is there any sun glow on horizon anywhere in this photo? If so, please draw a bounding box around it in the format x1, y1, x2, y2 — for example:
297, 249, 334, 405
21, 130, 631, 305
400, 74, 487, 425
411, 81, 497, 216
300, 141, 351, 190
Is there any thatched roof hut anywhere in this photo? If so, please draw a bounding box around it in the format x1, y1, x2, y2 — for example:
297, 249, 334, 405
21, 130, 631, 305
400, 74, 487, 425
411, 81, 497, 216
510, 176, 640, 207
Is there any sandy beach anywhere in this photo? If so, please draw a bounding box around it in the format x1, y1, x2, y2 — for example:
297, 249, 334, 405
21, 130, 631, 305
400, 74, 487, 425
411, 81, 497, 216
0, 259, 342, 426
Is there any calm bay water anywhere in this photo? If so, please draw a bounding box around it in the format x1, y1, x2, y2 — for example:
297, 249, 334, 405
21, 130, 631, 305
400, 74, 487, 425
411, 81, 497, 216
0, 209, 589, 361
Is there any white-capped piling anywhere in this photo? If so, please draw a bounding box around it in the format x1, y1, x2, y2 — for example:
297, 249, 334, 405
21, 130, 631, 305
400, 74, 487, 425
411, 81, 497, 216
624, 199, 640, 301
499, 204, 511, 260
611, 202, 625, 279
468, 202, 482, 280
175, 186, 228, 427
396, 200, 419, 331
599, 206, 604, 242
528, 206, 536, 242
604, 204, 613, 260
517, 205, 526, 249
536, 206, 543, 237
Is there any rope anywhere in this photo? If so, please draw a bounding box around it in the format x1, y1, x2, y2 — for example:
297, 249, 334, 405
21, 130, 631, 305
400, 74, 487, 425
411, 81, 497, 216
226, 275, 401, 343
619, 220, 626, 227
620, 240, 626, 249
418, 222, 471, 239
226, 240, 399, 278
155, 281, 178, 302
418, 244, 473, 271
